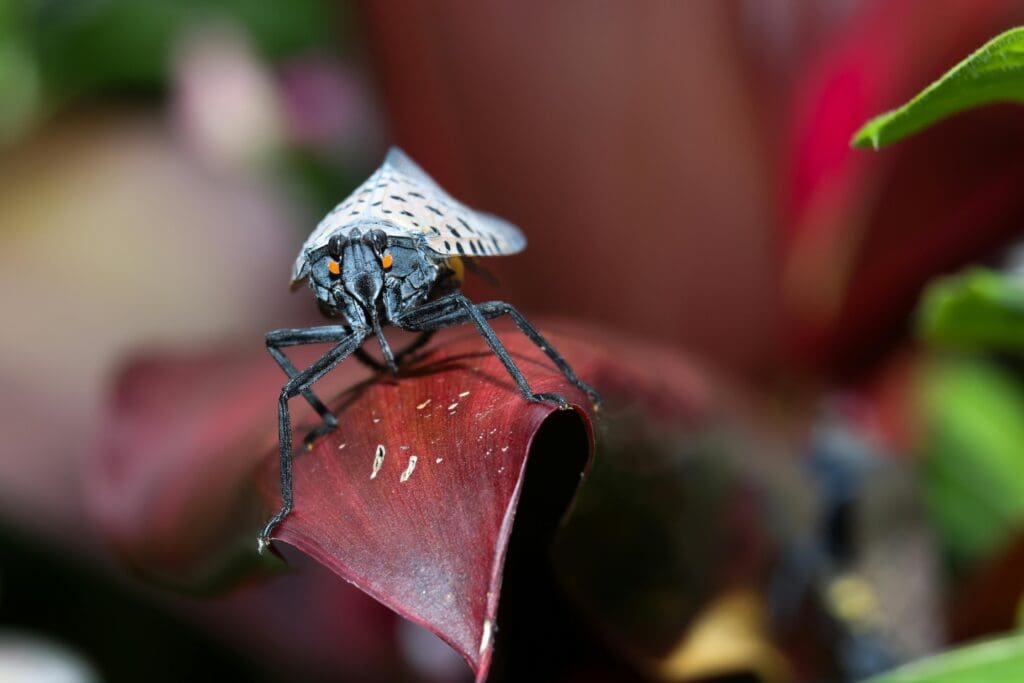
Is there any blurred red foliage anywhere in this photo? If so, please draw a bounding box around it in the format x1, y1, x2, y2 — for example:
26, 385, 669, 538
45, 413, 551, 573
785, 0, 1024, 374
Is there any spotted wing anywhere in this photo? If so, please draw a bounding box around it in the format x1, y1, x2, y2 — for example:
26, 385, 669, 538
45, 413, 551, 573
292, 148, 525, 281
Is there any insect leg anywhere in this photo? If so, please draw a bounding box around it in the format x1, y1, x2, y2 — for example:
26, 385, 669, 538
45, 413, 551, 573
353, 347, 386, 372
398, 294, 570, 409
258, 329, 367, 554
266, 326, 352, 432
474, 301, 602, 408
353, 331, 435, 372
394, 330, 436, 363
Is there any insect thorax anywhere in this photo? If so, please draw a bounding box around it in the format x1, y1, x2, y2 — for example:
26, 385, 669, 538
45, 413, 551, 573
304, 228, 452, 326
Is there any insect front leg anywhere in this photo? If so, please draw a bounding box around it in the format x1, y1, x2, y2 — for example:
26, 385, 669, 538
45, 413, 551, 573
397, 294, 572, 410
353, 330, 436, 372
474, 301, 602, 409
266, 325, 355, 439
259, 329, 367, 554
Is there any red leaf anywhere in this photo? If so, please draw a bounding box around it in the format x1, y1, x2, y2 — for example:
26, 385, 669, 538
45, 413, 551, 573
258, 327, 599, 677
88, 321, 712, 679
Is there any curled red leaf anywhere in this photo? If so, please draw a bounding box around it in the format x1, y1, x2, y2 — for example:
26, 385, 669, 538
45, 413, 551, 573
92, 322, 705, 678
258, 328, 599, 676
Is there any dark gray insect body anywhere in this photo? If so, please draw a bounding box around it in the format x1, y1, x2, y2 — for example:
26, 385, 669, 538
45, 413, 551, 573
258, 148, 601, 553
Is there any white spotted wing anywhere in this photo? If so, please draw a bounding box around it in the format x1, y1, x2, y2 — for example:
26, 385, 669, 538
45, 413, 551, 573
292, 147, 526, 282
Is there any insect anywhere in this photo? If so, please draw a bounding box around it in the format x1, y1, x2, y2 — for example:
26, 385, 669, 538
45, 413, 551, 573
258, 147, 602, 553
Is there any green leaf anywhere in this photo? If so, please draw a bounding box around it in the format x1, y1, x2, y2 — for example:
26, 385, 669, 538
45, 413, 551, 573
918, 268, 1024, 352
28, 0, 338, 98
852, 27, 1024, 149
869, 633, 1024, 683
918, 359, 1024, 564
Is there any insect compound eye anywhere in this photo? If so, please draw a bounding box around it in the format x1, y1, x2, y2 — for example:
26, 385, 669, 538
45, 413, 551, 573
368, 228, 388, 253
327, 259, 341, 276
381, 252, 394, 270
328, 234, 345, 258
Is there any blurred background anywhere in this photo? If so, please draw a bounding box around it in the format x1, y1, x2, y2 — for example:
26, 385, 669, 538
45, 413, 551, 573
2, 0, 1024, 681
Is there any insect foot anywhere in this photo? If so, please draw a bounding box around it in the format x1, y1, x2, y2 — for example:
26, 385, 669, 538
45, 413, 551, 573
578, 382, 603, 412
530, 392, 572, 411
257, 505, 290, 555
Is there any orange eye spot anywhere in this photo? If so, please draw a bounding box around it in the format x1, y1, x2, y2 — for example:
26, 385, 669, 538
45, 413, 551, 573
381, 252, 394, 269
327, 260, 341, 275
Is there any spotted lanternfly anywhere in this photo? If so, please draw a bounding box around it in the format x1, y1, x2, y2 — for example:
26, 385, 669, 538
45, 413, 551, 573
258, 147, 602, 552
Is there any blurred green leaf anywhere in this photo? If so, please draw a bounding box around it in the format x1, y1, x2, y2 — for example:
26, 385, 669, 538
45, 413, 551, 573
918, 268, 1024, 352
25, 0, 338, 99
869, 633, 1024, 682
0, 37, 40, 142
918, 359, 1024, 564
852, 27, 1024, 149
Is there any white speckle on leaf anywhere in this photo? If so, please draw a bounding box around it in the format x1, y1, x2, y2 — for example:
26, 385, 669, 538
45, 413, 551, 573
458, 390, 471, 398
400, 455, 418, 482
480, 620, 493, 655
435, 457, 443, 464
416, 399, 432, 410
501, 445, 509, 452
447, 402, 458, 411
370, 444, 385, 479
338, 443, 347, 450
372, 418, 381, 424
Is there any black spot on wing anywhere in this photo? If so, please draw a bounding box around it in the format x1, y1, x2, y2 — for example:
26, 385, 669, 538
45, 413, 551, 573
426, 205, 444, 216
400, 210, 415, 217
456, 242, 466, 255
328, 200, 352, 216
390, 195, 406, 202
447, 224, 461, 238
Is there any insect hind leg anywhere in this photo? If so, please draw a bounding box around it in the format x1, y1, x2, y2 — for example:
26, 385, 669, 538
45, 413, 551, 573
353, 331, 436, 372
